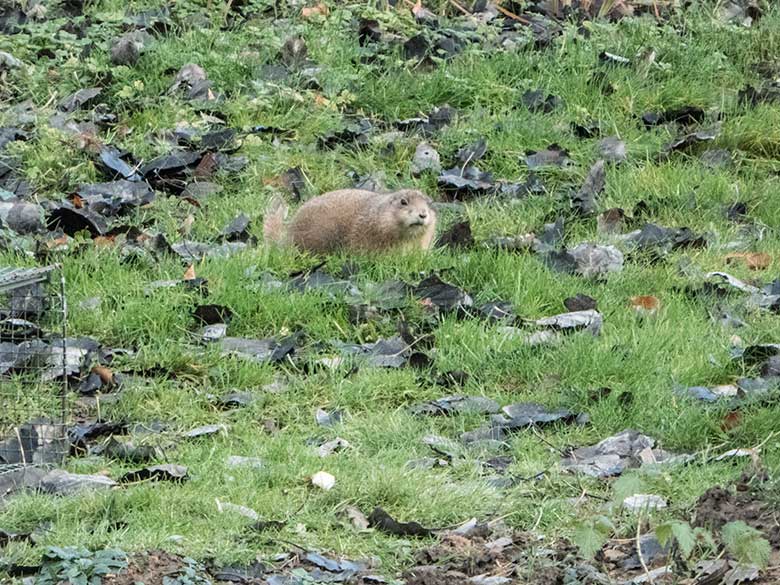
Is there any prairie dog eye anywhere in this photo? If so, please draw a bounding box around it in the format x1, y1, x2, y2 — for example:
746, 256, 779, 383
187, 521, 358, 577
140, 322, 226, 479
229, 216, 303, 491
400, 198, 408, 206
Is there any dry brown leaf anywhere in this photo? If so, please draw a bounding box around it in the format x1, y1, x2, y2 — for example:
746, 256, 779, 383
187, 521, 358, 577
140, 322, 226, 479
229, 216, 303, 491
301, 2, 328, 18
70, 194, 85, 209
93, 236, 116, 248
183, 264, 197, 281
92, 365, 114, 385
46, 235, 70, 249
344, 506, 370, 530
629, 295, 660, 314
720, 410, 742, 432
725, 252, 771, 271
179, 214, 195, 236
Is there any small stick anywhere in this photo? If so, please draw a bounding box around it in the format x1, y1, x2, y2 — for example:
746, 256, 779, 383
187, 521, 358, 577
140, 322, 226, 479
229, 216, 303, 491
449, 0, 469, 15
636, 512, 655, 584
495, 3, 530, 24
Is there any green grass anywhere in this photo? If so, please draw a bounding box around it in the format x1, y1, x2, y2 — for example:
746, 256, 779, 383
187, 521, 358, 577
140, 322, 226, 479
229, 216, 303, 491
1, 0, 780, 578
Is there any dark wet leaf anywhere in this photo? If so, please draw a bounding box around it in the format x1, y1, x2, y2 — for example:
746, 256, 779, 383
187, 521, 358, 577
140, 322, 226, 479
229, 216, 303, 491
404, 34, 430, 60
494, 402, 578, 430
171, 240, 247, 262
46, 204, 107, 237
663, 126, 720, 154
220, 214, 253, 243
700, 149, 733, 169
68, 420, 127, 451
413, 274, 474, 314
535, 309, 603, 335
541, 249, 577, 274
478, 301, 516, 322
569, 243, 624, 277
395, 105, 455, 135
0, 199, 44, 234
58, 87, 101, 113
456, 139, 488, 164
333, 336, 410, 368
276, 167, 307, 201
521, 89, 562, 113
525, 144, 574, 169
436, 220, 473, 249
0, 127, 29, 150
572, 120, 601, 138
368, 507, 434, 537
218, 334, 297, 365
598, 137, 627, 163
319, 118, 373, 149
199, 128, 237, 151
564, 294, 598, 312
215, 391, 255, 409
193, 304, 232, 325
140, 151, 202, 178
97, 146, 141, 181
642, 106, 705, 127
211, 561, 267, 583
597, 207, 626, 235
110, 31, 149, 66
73, 180, 154, 216
410, 395, 500, 416
315, 408, 343, 427
572, 160, 605, 216
738, 83, 780, 106
437, 165, 495, 200
119, 463, 189, 483
434, 370, 469, 388
561, 430, 675, 478
39, 469, 118, 495
495, 173, 546, 199
97, 437, 163, 463
288, 267, 359, 297
183, 424, 226, 439
625, 223, 707, 252
280, 35, 308, 68
358, 18, 382, 45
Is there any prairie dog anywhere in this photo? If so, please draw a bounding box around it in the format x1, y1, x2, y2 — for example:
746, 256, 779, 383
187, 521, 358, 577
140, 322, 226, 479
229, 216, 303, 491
263, 189, 437, 254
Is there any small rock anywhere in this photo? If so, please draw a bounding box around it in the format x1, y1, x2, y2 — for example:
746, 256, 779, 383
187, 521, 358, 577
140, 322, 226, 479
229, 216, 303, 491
411, 142, 441, 176
310, 471, 336, 491
622, 494, 668, 514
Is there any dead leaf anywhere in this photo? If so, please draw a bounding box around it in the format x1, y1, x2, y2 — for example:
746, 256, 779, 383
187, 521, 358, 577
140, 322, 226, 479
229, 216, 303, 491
721, 411, 742, 432
91, 365, 114, 385
179, 214, 195, 236
725, 252, 771, 271
183, 265, 196, 281
630, 295, 660, 315
301, 2, 328, 18
344, 506, 369, 531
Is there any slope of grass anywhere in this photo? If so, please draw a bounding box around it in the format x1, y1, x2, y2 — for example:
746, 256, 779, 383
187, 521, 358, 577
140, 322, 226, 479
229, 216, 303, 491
1, 0, 779, 577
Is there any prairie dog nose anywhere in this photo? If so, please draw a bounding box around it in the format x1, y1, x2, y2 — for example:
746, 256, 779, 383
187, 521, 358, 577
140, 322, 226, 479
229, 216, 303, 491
418, 211, 428, 219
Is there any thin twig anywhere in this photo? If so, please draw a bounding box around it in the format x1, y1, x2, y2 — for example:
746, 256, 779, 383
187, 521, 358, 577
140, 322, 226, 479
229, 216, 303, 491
494, 3, 530, 24
449, 0, 469, 16
636, 512, 654, 585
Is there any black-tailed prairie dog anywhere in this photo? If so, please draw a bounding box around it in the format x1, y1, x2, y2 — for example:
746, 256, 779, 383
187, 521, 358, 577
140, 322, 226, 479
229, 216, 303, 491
263, 189, 437, 254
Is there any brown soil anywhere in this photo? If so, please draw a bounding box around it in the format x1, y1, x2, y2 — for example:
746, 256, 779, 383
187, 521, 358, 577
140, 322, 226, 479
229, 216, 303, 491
103, 550, 205, 585
693, 471, 780, 548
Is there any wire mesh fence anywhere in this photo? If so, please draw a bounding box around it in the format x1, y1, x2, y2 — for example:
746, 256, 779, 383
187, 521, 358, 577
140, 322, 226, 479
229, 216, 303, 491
0, 265, 69, 473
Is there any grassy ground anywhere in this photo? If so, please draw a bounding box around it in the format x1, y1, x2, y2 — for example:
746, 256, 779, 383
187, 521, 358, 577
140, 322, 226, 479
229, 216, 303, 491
1, 0, 780, 578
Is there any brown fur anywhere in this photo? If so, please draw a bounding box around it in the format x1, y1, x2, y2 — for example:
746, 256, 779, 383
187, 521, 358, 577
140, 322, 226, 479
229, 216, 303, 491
263, 189, 437, 254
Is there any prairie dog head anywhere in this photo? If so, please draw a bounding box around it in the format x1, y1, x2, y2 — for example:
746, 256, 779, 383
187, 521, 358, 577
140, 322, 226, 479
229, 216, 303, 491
388, 190, 434, 231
